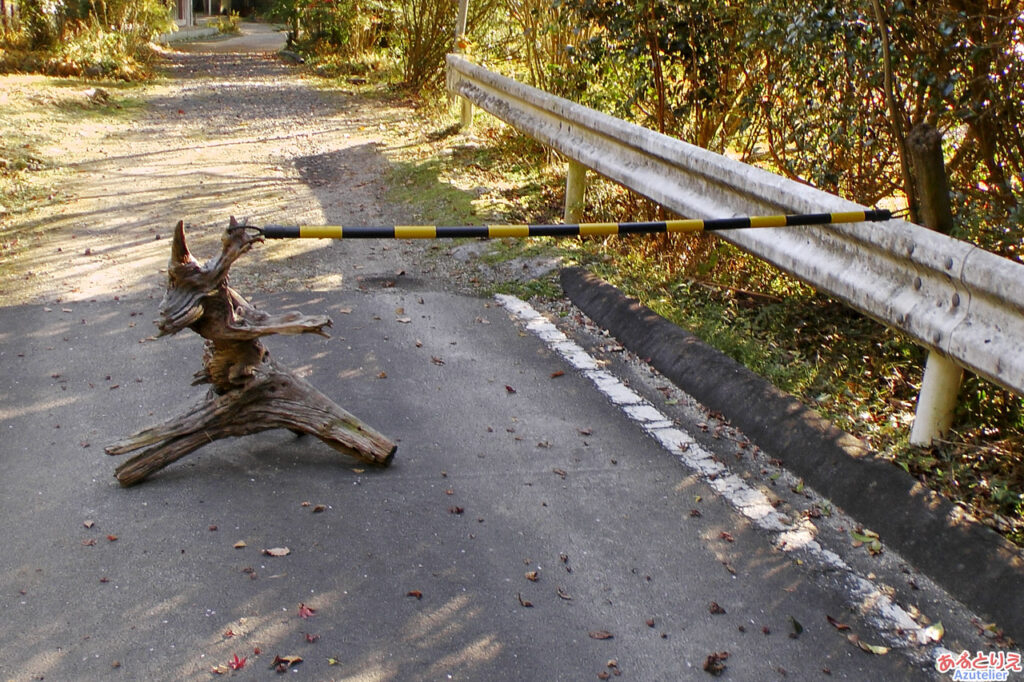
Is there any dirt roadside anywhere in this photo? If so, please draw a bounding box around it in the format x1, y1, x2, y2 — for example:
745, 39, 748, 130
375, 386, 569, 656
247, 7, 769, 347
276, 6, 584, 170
0, 23, 479, 308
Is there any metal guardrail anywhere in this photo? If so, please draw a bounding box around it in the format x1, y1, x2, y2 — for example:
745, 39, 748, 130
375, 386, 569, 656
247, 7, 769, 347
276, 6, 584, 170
446, 54, 1024, 404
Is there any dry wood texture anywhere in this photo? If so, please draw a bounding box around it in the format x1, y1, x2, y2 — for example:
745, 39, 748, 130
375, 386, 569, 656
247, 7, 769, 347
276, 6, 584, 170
106, 219, 396, 486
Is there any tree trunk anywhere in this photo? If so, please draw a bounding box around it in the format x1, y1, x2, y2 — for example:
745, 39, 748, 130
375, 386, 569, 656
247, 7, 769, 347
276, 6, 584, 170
105, 219, 396, 486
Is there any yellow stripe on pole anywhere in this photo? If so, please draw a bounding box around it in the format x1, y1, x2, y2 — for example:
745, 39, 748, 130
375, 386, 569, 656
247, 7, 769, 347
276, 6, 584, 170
579, 222, 620, 236
830, 211, 867, 224
395, 225, 437, 239
749, 215, 789, 228
488, 224, 531, 238
300, 225, 344, 238
664, 219, 706, 234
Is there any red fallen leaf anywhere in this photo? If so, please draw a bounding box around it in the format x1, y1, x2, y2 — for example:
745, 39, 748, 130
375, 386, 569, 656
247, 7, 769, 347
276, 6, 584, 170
827, 615, 851, 631
99, 577, 109, 583
588, 630, 614, 640
703, 651, 729, 676
709, 601, 726, 615
689, 509, 702, 517
406, 590, 423, 599
253, 646, 262, 655
719, 531, 734, 542
505, 385, 516, 394
448, 506, 464, 515
646, 618, 656, 628
550, 370, 565, 378
228, 654, 246, 670
298, 603, 316, 619
304, 633, 320, 643
107, 535, 118, 542
223, 628, 236, 638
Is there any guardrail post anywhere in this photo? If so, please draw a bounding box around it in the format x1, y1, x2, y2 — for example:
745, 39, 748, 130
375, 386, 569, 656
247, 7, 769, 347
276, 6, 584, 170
908, 123, 963, 446
454, 0, 473, 130
564, 159, 587, 223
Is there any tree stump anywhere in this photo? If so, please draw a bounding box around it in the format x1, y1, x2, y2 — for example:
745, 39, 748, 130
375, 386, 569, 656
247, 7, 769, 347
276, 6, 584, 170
106, 219, 396, 486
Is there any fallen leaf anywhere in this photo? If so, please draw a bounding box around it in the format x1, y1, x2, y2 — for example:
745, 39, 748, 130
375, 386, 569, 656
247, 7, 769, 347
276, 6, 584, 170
719, 531, 734, 542
577, 428, 592, 436
271, 654, 303, 672
312, 504, 327, 513
298, 603, 316, 619
211, 664, 229, 674
107, 535, 118, 542
517, 593, 533, 607
646, 618, 655, 628
377, 371, 387, 379
827, 615, 850, 631
598, 673, 610, 680
550, 370, 565, 378
505, 385, 517, 394
407, 590, 423, 599
552, 468, 567, 479
228, 654, 246, 670
847, 633, 889, 655
327, 657, 340, 665
709, 601, 726, 615
703, 651, 729, 675
396, 317, 412, 324
262, 547, 291, 557
223, 628, 235, 638
919, 621, 944, 644
83, 520, 95, 529
234, 541, 247, 549
588, 630, 614, 640
789, 616, 803, 639
448, 506, 464, 514
525, 571, 539, 582
557, 587, 572, 600
689, 509, 702, 517
431, 356, 445, 365
304, 633, 320, 643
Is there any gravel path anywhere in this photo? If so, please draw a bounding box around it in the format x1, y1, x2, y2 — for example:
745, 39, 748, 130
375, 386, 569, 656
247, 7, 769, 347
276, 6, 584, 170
2, 24, 443, 305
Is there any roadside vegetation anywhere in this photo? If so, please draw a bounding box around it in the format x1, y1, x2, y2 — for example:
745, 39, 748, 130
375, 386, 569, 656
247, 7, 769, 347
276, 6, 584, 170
1, 0, 1021, 543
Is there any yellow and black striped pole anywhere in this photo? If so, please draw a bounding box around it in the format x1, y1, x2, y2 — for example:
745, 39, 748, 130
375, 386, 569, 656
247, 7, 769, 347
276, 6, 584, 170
259, 209, 892, 240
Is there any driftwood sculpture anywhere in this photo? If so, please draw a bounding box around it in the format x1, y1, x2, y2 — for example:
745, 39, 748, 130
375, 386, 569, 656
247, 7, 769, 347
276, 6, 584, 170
106, 219, 396, 486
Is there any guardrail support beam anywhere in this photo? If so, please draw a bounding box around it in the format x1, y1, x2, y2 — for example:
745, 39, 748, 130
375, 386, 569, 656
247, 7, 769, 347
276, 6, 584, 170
460, 98, 473, 130
907, 123, 964, 446
910, 352, 964, 446
564, 159, 587, 223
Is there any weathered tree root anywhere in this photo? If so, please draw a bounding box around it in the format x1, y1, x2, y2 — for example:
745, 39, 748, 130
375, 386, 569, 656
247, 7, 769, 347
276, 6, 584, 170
106, 218, 396, 486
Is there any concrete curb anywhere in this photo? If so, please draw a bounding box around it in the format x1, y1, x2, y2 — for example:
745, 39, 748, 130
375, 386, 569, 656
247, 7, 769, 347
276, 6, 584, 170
561, 266, 1024, 639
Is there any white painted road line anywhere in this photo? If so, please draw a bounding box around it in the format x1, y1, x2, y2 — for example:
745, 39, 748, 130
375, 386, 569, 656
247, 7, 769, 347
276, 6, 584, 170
496, 293, 949, 664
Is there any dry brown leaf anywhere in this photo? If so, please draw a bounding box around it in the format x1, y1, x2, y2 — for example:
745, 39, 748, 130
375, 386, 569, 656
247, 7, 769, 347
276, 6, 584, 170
262, 547, 290, 557
588, 630, 614, 640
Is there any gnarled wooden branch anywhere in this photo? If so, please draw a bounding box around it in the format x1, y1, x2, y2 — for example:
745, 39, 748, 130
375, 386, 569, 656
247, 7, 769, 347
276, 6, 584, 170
106, 218, 396, 486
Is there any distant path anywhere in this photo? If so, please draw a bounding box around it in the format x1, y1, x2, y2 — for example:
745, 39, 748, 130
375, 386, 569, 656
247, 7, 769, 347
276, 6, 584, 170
1, 22, 430, 305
